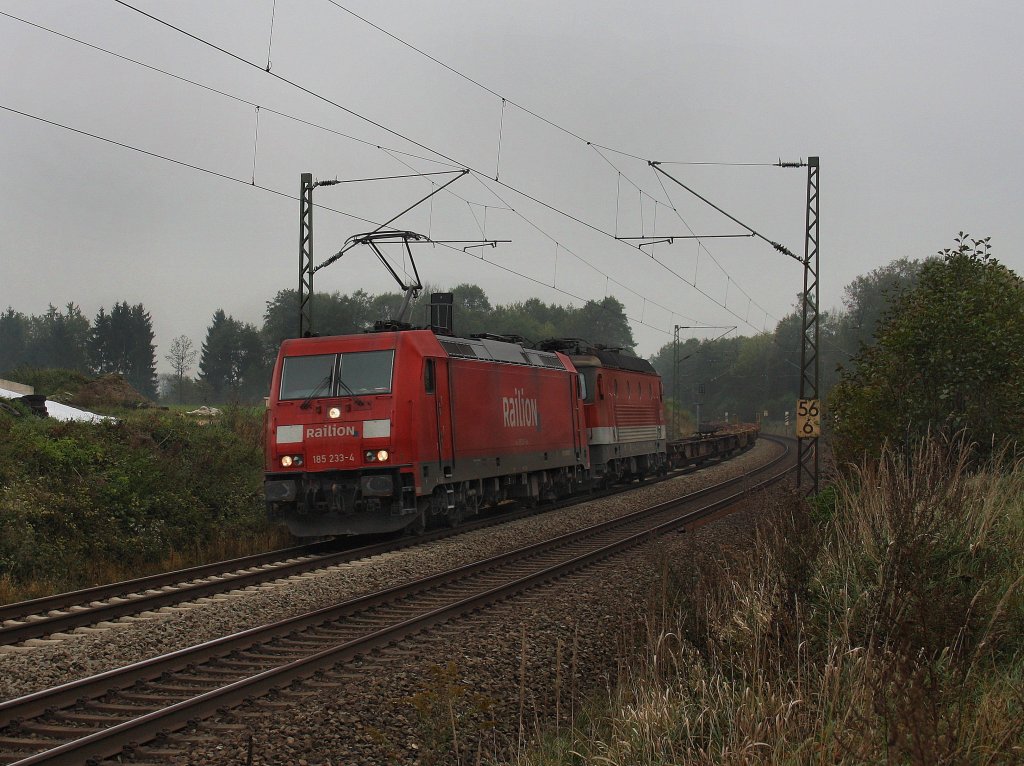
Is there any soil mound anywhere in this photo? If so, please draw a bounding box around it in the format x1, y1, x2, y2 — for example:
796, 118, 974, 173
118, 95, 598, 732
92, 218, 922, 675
67, 374, 152, 409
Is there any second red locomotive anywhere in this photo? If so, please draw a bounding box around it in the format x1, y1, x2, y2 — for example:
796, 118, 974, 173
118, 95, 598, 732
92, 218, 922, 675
264, 300, 668, 536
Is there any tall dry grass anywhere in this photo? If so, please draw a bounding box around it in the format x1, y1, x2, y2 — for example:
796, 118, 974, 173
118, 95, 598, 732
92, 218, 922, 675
518, 438, 1024, 765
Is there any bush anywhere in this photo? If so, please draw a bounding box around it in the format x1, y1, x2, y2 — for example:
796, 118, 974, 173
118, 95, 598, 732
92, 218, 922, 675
830, 235, 1024, 464
0, 407, 272, 592
1, 367, 92, 398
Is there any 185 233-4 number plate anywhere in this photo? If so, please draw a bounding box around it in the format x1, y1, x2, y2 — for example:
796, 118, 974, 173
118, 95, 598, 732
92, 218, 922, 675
310, 453, 357, 465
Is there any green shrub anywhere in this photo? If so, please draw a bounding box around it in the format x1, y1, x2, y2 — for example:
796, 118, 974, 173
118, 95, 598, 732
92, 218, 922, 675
0, 407, 272, 592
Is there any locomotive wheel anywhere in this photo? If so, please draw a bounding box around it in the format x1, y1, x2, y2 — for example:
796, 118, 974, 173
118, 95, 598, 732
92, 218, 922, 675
444, 503, 464, 528
406, 506, 427, 536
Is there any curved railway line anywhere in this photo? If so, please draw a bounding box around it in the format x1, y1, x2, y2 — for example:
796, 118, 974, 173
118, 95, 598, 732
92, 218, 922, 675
0, 433, 760, 647
0, 435, 791, 765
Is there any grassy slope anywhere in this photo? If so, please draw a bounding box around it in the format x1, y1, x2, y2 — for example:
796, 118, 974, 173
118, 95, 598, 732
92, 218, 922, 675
520, 441, 1024, 765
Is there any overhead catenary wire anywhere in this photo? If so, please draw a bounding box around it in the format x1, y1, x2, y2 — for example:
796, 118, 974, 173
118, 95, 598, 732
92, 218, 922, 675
468, 172, 709, 330
314, 1, 799, 334
651, 163, 800, 262
319, 0, 797, 266
590, 142, 779, 329
107, 0, 797, 324
0, 9, 464, 172
0, 99, 683, 340
110, 0, 466, 169
473, 161, 778, 335
373, 146, 769, 337
95, 3, 795, 344
650, 164, 780, 326
379, 141, 721, 334
320, 0, 600, 151
15, 3, 798, 346
250, 106, 260, 185
62, 1, 705, 270
265, 0, 277, 71
320, 0, 786, 178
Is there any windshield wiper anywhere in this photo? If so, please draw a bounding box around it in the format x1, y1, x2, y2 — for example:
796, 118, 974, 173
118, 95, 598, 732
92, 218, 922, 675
337, 378, 367, 406
300, 373, 333, 410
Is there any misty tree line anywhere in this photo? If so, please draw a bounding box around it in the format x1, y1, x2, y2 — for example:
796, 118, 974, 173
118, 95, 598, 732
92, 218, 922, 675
0, 285, 637, 404
189, 284, 638, 403
0, 260, 922, 418
648, 258, 922, 427
259, 269, 922, 427
0, 303, 158, 398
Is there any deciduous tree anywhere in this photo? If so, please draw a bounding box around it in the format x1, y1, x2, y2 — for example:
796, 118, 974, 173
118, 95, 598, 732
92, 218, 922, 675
164, 335, 197, 404
830, 234, 1024, 462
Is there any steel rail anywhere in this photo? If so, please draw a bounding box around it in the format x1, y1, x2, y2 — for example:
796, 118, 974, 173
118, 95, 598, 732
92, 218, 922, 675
0, 437, 790, 764
0, 542, 331, 623
0, 436, 763, 646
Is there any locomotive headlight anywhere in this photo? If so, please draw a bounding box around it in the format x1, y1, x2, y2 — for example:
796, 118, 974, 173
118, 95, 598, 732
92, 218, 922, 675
328, 407, 342, 419
280, 455, 303, 468
364, 450, 375, 462
364, 449, 390, 463
281, 455, 293, 467
376, 449, 390, 462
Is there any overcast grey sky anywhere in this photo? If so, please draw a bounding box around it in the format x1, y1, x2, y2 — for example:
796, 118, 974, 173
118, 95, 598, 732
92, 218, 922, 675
2, 0, 1022, 372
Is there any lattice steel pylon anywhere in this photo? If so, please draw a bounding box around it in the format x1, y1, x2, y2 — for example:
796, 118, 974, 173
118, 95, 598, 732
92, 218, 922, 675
298, 172, 314, 338
797, 157, 820, 494
672, 325, 681, 438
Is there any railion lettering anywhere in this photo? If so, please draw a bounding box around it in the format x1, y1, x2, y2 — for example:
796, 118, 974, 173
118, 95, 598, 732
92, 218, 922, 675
306, 424, 358, 439
502, 388, 540, 429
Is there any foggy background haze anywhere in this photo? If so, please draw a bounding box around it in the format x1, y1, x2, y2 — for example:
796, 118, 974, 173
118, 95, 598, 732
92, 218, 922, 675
2, 0, 1021, 374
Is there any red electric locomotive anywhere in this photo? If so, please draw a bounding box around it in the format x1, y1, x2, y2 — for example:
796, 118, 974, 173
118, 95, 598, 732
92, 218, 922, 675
550, 342, 668, 483
264, 324, 591, 536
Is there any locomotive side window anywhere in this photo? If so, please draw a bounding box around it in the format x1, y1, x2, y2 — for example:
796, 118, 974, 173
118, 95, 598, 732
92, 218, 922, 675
280, 354, 336, 400
424, 358, 436, 393
339, 350, 395, 395
577, 373, 587, 401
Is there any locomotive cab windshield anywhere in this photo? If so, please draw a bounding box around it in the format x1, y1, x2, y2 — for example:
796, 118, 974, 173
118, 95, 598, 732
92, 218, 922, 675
280, 350, 395, 400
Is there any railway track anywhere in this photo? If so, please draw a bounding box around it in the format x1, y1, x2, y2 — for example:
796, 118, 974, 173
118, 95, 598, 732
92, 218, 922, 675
0, 435, 790, 765
0, 438, 763, 647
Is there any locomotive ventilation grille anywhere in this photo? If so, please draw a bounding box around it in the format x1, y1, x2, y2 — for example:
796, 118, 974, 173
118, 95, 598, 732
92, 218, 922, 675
440, 340, 478, 358
617, 425, 664, 441
439, 338, 565, 369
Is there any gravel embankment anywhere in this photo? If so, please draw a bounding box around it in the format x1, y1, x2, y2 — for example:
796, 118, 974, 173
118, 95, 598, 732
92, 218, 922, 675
164, 459, 792, 765
0, 439, 782, 704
